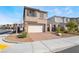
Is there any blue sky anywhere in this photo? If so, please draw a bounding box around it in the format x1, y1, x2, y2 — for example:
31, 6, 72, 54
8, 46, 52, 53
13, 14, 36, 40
0, 6, 23, 25
0, 6, 79, 24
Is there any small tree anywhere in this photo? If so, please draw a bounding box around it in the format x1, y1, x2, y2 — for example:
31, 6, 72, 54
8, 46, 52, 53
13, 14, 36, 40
67, 21, 78, 33
56, 26, 63, 36
56, 26, 61, 33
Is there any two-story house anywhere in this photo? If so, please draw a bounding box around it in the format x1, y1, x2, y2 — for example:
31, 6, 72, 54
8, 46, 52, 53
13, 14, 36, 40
48, 16, 79, 32
48, 16, 70, 32
23, 7, 48, 33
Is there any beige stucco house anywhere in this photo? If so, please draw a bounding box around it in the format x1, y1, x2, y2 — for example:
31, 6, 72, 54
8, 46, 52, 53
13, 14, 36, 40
48, 16, 71, 32
48, 16, 79, 32
23, 7, 48, 33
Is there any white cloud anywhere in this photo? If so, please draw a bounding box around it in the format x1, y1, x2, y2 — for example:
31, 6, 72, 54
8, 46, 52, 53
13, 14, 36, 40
52, 8, 62, 15
67, 9, 73, 15
64, 7, 73, 15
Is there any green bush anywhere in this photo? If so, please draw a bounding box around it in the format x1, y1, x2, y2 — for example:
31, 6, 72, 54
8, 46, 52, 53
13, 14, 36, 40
66, 21, 78, 32
17, 32, 27, 38
56, 26, 61, 33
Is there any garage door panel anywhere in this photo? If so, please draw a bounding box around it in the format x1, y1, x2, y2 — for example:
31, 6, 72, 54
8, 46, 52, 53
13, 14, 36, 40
28, 25, 43, 33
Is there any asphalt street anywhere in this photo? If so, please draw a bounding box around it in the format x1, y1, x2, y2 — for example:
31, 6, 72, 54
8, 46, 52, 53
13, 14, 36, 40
0, 29, 12, 34
56, 45, 79, 53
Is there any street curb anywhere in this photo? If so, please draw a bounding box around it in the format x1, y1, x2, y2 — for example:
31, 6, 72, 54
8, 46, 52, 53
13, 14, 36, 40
2, 38, 31, 44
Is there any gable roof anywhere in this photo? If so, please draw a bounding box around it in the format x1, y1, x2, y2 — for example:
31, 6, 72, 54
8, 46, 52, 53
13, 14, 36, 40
24, 6, 47, 13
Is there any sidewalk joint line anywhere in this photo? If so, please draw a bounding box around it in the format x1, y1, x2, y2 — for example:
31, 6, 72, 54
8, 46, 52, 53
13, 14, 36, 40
40, 41, 53, 53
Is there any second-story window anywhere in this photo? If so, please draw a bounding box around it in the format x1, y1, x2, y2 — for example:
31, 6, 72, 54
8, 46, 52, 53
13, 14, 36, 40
27, 10, 37, 17
40, 13, 44, 19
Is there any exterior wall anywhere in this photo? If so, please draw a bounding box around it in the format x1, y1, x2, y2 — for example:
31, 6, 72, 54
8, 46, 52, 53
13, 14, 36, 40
48, 16, 71, 24
63, 18, 70, 23
24, 9, 47, 24
24, 7, 48, 33
54, 16, 64, 23
63, 17, 67, 23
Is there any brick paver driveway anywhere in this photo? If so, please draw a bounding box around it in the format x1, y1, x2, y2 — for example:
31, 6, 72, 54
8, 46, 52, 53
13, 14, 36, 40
29, 32, 60, 41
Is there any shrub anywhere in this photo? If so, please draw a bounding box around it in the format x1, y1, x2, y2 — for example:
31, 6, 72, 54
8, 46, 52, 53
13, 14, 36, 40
56, 26, 61, 33
17, 32, 27, 38
66, 21, 78, 32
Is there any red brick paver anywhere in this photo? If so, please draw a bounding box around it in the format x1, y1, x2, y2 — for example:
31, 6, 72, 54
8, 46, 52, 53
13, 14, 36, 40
6, 32, 60, 42
29, 32, 60, 41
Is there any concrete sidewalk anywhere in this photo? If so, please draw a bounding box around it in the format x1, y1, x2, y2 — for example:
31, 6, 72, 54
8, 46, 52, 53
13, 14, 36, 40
0, 36, 79, 53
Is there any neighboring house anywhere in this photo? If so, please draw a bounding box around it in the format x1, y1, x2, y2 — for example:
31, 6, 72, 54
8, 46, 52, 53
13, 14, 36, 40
47, 16, 77, 32
1, 24, 15, 29
48, 16, 68, 32
0, 24, 23, 33
0, 24, 14, 29
0, 25, 2, 29
6, 24, 14, 29
1, 25, 7, 29
12, 24, 23, 33
23, 7, 48, 33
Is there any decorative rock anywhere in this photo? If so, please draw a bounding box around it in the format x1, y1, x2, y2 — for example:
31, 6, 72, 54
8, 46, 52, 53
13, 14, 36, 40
57, 33, 62, 36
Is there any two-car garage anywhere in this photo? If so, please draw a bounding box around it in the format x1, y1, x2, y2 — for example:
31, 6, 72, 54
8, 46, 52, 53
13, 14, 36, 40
28, 25, 44, 33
